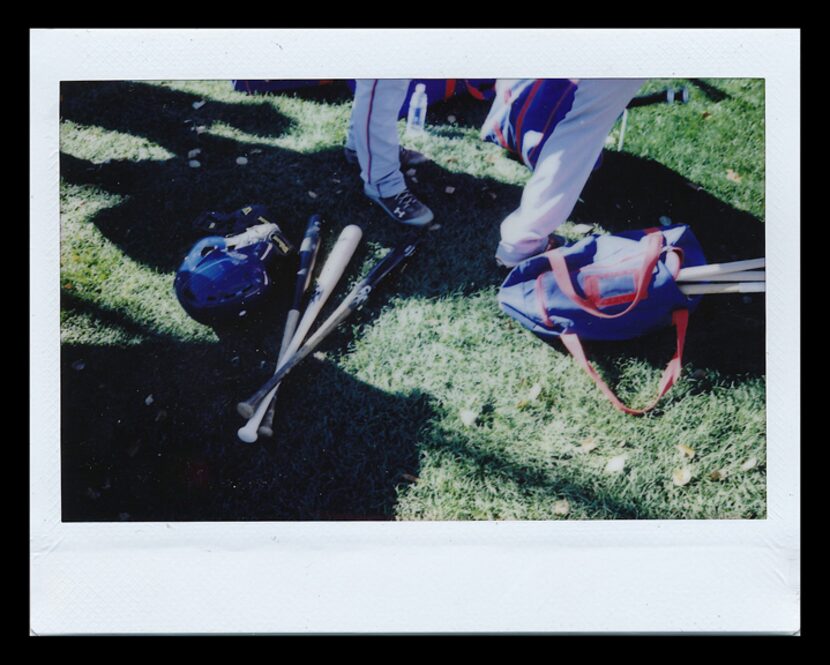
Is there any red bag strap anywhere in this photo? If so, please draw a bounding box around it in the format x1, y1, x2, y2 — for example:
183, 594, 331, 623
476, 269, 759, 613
464, 80, 488, 100
546, 231, 665, 320
560, 309, 689, 415
515, 80, 544, 154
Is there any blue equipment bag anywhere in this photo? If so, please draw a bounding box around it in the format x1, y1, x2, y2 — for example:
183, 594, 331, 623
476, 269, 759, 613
498, 225, 707, 414
481, 79, 580, 170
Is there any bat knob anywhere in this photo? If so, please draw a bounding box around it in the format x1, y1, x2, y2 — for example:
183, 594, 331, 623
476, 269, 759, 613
257, 425, 274, 438
237, 402, 255, 419
237, 423, 259, 443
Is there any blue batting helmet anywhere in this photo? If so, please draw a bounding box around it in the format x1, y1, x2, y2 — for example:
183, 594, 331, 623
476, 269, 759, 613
175, 216, 293, 325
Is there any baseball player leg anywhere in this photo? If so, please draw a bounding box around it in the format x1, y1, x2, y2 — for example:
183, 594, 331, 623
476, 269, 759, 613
495, 78, 646, 267
349, 79, 411, 199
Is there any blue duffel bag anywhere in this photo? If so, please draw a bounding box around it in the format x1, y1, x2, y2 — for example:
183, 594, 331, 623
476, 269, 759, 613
498, 225, 707, 414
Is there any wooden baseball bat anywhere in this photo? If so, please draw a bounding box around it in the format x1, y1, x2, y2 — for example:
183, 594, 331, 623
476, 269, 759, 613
676, 258, 765, 281
676, 270, 765, 283
679, 281, 766, 295
236, 224, 362, 442
258, 214, 324, 439
237, 232, 423, 420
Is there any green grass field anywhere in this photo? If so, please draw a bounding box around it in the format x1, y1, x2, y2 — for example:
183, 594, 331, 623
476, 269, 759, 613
59, 79, 766, 521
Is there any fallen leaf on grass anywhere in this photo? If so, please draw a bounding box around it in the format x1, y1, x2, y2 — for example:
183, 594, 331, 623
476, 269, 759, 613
709, 469, 727, 481
740, 457, 758, 471
726, 169, 743, 183
702, 111, 712, 119
195, 125, 207, 135
447, 115, 457, 123
528, 383, 542, 401
236, 157, 248, 166
676, 444, 695, 459
188, 160, 201, 168
553, 499, 570, 516
445, 186, 456, 195
192, 100, 206, 110
187, 149, 202, 159
307, 191, 318, 199
605, 454, 626, 473
672, 467, 692, 486
459, 409, 478, 427
579, 438, 598, 453
402, 473, 419, 483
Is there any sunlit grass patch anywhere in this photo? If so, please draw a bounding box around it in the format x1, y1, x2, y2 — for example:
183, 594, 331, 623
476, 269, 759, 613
60, 119, 176, 164
60, 181, 216, 344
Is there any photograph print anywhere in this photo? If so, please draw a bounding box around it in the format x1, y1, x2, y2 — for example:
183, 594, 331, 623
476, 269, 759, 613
59, 76, 767, 523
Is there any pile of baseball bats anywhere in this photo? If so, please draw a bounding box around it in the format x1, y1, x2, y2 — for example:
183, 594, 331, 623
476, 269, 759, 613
672, 257, 766, 295
237, 214, 422, 443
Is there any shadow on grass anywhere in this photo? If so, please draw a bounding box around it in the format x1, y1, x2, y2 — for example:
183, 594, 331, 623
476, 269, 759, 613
237, 80, 356, 104
688, 79, 732, 103
61, 81, 295, 152
62, 332, 432, 522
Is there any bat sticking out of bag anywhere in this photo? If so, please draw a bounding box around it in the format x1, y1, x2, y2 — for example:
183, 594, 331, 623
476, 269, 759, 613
236, 231, 425, 421
673, 257, 766, 296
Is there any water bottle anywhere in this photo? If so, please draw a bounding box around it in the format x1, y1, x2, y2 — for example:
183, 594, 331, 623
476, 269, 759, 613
405, 83, 428, 136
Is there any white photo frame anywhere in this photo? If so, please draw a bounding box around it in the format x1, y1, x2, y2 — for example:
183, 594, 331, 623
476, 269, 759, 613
30, 28, 800, 635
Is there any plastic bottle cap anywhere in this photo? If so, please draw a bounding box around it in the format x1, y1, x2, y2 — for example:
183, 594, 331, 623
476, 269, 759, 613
415, 83, 426, 93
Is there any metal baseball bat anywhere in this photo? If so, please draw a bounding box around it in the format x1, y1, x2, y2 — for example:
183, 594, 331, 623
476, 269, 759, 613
236, 224, 362, 442
236, 232, 424, 420
258, 214, 324, 439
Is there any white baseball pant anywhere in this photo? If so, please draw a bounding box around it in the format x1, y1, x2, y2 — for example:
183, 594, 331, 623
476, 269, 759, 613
495, 78, 646, 267
345, 79, 411, 200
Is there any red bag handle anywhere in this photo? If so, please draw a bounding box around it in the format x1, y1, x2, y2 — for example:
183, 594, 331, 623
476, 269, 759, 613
545, 230, 665, 320
560, 309, 689, 415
